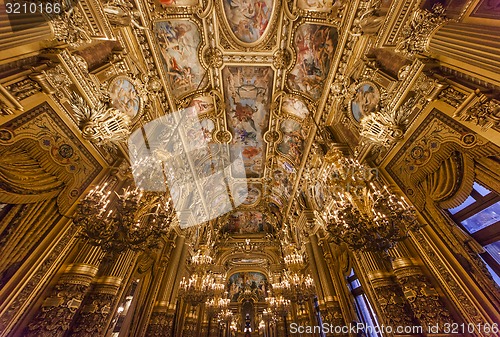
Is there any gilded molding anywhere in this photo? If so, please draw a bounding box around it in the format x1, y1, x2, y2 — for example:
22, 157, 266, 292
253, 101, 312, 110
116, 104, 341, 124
396, 4, 449, 57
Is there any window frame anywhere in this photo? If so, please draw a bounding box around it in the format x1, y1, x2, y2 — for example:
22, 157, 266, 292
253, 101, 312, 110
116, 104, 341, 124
447, 184, 500, 279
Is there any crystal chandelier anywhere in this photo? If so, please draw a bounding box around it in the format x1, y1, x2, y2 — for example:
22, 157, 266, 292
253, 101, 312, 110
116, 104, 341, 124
73, 183, 173, 259
218, 309, 234, 323
178, 242, 224, 306
283, 249, 304, 269
206, 296, 230, 316
280, 272, 315, 304
265, 295, 291, 317
321, 148, 418, 252
179, 273, 217, 305
274, 246, 317, 304
191, 248, 214, 267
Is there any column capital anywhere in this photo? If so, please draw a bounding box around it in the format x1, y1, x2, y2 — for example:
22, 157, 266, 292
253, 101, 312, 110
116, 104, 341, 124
396, 4, 449, 58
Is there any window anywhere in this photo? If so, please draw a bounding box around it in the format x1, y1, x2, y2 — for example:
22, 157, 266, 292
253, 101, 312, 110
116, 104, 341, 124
110, 279, 140, 337
347, 270, 381, 337
448, 182, 500, 285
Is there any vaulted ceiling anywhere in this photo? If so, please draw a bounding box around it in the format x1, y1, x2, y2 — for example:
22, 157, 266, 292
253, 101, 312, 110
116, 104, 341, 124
108, 0, 360, 234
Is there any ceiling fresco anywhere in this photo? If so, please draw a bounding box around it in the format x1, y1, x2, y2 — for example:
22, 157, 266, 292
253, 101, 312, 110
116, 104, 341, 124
277, 119, 307, 165
138, 0, 349, 227
223, 66, 273, 179
154, 20, 205, 97
287, 24, 338, 99
222, 211, 274, 234
282, 96, 310, 120
221, 0, 274, 43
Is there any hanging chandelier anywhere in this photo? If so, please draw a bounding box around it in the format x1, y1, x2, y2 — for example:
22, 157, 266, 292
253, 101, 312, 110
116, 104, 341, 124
178, 242, 224, 306
73, 183, 174, 259
280, 271, 316, 304
276, 246, 316, 304
265, 295, 291, 317
179, 273, 218, 305
320, 148, 419, 252
206, 296, 230, 316
283, 249, 304, 269
217, 309, 234, 323
191, 248, 214, 267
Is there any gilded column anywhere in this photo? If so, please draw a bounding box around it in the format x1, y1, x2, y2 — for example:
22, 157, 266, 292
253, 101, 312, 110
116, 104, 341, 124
25, 243, 104, 337
146, 234, 186, 337
309, 234, 345, 334
305, 238, 325, 302
68, 250, 137, 337
354, 251, 417, 329
389, 244, 455, 331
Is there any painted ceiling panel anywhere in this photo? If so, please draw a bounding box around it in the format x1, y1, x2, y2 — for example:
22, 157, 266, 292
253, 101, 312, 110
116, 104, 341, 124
222, 0, 274, 43
282, 96, 309, 119
277, 119, 307, 165
154, 20, 204, 97
223, 211, 272, 233
223, 66, 273, 179
234, 182, 262, 206
287, 23, 338, 99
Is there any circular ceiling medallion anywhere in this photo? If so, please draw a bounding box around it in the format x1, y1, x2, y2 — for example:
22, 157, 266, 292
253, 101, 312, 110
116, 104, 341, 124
108, 76, 143, 120
220, 0, 276, 46
349, 81, 380, 124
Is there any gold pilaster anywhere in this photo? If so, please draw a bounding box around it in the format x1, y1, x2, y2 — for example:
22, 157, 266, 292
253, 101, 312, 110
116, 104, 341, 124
68, 250, 137, 337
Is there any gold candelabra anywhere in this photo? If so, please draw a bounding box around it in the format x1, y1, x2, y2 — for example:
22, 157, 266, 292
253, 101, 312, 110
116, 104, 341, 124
280, 271, 315, 304
73, 183, 174, 260
319, 149, 419, 252
265, 295, 291, 317
179, 244, 224, 306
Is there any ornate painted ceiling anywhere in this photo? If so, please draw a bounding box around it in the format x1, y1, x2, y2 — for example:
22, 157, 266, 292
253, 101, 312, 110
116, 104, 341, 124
103, 0, 357, 231
12, 0, 455, 237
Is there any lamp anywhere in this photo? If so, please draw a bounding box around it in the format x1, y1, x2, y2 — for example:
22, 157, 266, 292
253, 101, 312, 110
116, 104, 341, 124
320, 148, 419, 252
265, 295, 291, 317
276, 247, 317, 304
73, 183, 173, 260
178, 242, 223, 306
281, 272, 315, 304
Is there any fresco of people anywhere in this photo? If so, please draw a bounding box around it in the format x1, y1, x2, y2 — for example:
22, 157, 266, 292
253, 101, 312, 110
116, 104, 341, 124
109, 78, 140, 118
227, 272, 268, 302
224, 66, 273, 178
350, 83, 380, 122
282, 96, 309, 119
154, 20, 204, 97
278, 119, 306, 164
288, 24, 338, 99
223, 211, 268, 233
223, 0, 273, 43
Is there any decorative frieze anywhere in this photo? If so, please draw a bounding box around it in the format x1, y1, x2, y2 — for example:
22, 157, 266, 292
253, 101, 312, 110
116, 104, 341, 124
396, 4, 448, 57
457, 98, 500, 131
